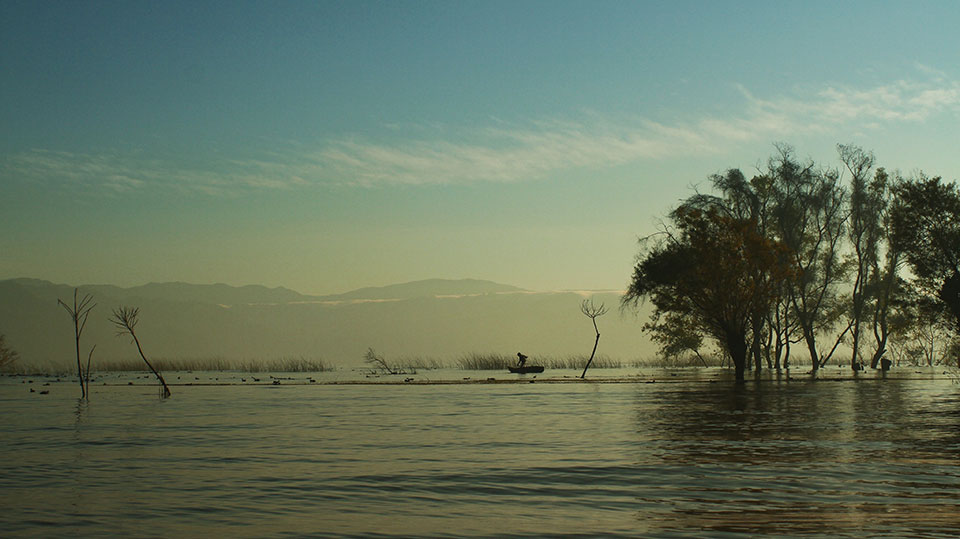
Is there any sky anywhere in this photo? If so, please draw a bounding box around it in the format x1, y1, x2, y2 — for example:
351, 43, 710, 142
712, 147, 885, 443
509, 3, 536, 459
2, 0, 960, 295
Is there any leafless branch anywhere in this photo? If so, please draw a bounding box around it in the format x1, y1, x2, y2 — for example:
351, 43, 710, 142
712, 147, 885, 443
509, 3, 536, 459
58, 288, 96, 399
579, 299, 608, 378
110, 305, 171, 398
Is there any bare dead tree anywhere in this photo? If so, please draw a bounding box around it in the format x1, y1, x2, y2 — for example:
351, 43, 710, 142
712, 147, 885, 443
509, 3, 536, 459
58, 289, 96, 398
363, 347, 416, 374
109, 306, 171, 398
580, 299, 609, 378
364, 347, 400, 375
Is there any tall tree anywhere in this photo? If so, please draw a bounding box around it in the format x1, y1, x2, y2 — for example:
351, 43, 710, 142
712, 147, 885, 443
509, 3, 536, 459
624, 204, 794, 382
863, 168, 903, 369
840, 143, 880, 371
890, 175, 960, 359
767, 145, 849, 369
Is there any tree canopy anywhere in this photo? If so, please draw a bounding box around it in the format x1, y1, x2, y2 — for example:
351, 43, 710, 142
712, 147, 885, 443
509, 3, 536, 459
891, 175, 960, 335
626, 144, 960, 378
624, 204, 794, 381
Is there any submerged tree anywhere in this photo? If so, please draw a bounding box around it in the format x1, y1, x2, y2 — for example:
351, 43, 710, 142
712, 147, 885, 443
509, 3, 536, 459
861, 168, 904, 369
579, 299, 608, 378
364, 347, 406, 375
110, 306, 171, 398
623, 205, 795, 382
890, 175, 960, 367
841, 144, 879, 371
766, 145, 850, 370
58, 289, 96, 398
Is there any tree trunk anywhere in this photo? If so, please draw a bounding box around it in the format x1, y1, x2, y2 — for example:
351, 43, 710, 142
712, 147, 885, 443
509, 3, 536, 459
580, 320, 601, 379
725, 328, 748, 382
74, 326, 85, 399
132, 333, 171, 398
801, 323, 819, 371
783, 338, 791, 369
752, 337, 762, 373
84, 345, 95, 397
939, 271, 960, 334
850, 321, 861, 372
773, 332, 783, 370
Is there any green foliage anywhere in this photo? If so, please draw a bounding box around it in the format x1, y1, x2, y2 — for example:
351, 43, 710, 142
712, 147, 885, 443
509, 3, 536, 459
643, 312, 705, 364
621, 144, 960, 376
890, 175, 960, 340
891, 175, 960, 284
624, 202, 796, 380
765, 146, 849, 368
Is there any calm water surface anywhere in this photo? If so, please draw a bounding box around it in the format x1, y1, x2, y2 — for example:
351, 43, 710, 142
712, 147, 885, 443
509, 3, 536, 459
2, 369, 959, 537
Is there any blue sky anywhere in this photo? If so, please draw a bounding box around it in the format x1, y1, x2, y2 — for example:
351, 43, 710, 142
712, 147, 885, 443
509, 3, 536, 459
2, 1, 959, 294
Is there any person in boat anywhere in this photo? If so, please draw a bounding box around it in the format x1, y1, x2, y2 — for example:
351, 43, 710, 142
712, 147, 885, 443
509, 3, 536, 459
516, 352, 528, 367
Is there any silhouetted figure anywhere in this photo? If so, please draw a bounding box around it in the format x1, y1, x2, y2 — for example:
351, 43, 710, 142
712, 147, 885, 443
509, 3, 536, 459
517, 352, 528, 367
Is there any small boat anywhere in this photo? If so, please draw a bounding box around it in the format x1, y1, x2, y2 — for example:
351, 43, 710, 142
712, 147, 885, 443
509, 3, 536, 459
508, 365, 544, 374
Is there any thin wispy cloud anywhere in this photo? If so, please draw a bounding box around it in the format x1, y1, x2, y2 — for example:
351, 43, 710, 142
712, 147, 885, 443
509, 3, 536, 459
3, 74, 958, 194
737, 78, 960, 131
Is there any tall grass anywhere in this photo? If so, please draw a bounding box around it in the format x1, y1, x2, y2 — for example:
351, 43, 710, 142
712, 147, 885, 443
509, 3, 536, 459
544, 354, 622, 369
396, 356, 445, 370
0, 360, 73, 376
631, 354, 725, 368
94, 356, 332, 372
456, 353, 623, 370
456, 353, 514, 370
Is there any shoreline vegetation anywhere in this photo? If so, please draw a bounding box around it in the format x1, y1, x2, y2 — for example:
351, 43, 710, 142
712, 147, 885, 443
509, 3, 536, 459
0, 356, 333, 375
0, 352, 706, 376
5, 351, 955, 377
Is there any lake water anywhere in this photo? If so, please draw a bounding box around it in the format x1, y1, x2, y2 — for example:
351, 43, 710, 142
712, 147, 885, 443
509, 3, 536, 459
2, 368, 959, 537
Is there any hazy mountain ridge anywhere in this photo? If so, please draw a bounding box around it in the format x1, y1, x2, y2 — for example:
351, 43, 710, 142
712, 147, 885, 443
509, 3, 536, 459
318, 278, 525, 301
3, 277, 524, 305
0, 278, 651, 368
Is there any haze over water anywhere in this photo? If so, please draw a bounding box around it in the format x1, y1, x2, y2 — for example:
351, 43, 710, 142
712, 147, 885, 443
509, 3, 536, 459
4, 2, 960, 536
3, 370, 958, 537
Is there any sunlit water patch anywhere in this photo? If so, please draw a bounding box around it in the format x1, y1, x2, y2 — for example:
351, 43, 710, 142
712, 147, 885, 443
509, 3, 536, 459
2, 371, 958, 537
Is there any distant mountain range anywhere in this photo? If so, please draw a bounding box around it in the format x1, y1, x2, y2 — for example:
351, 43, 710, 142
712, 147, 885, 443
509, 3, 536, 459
318, 278, 524, 301
0, 277, 652, 369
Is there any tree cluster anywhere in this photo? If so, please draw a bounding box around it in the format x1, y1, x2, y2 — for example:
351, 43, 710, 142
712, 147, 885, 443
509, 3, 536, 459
624, 144, 960, 381
0, 333, 20, 370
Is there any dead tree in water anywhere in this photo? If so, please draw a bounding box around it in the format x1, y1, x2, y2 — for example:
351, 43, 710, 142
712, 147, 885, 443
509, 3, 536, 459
110, 306, 171, 398
58, 289, 96, 398
580, 299, 609, 378
364, 347, 408, 374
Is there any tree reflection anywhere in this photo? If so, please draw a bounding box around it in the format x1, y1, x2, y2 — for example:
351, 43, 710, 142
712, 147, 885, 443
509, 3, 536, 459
629, 376, 960, 536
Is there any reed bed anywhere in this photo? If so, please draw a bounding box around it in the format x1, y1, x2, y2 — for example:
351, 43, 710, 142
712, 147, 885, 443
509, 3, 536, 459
0, 360, 72, 376
94, 356, 333, 372
395, 356, 446, 370
456, 352, 624, 370
631, 354, 726, 368
543, 354, 622, 369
